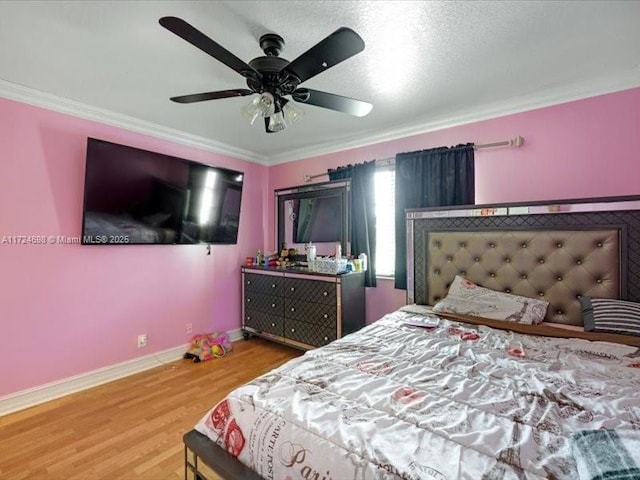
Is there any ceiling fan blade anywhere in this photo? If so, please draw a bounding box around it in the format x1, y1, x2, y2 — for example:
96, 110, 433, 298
284, 27, 365, 84
159, 17, 261, 80
170, 89, 254, 104
293, 89, 372, 117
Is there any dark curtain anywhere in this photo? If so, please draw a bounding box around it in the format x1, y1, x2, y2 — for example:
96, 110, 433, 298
328, 161, 377, 287
394, 144, 475, 289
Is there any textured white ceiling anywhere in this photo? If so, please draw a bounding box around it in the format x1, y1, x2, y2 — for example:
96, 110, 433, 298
1, 1, 639, 163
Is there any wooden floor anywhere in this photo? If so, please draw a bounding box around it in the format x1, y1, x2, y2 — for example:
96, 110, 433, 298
0, 338, 301, 480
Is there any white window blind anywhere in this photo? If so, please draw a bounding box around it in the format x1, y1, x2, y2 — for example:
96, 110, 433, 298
374, 168, 395, 276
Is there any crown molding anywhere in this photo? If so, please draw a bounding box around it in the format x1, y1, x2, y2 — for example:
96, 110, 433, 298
2, 68, 639, 168
267, 67, 640, 165
0, 79, 270, 165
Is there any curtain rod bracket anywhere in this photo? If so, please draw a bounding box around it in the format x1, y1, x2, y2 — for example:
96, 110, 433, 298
511, 135, 524, 147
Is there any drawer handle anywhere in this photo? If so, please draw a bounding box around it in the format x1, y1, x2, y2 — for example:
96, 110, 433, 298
247, 298, 251, 303
247, 315, 251, 320
291, 307, 295, 312
323, 291, 328, 296
247, 280, 251, 285
291, 328, 296, 333
323, 314, 328, 319
271, 323, 275, 327
290, 287, 295, 291
324, 336, 329, 341
271, 283, 276, 288
271, 303, 276, 308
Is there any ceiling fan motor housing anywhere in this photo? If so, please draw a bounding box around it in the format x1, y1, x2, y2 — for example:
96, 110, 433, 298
247, 55, 299, 96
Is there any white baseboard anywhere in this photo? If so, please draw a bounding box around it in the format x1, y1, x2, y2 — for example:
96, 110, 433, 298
227, 328, 244, 342
0, 329, 247, 417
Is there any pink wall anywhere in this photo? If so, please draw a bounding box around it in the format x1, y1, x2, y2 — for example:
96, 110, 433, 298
269, 87, 640, 322
0, 97, 268, 397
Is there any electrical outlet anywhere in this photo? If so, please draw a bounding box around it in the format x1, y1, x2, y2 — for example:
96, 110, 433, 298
185, 323, 193, 334
137, 334, 148, 348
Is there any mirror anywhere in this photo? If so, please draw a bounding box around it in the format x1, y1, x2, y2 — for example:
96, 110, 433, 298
275, 180, 350, 260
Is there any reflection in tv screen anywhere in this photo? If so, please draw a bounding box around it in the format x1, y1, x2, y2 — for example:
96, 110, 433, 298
82, 138, 244, 245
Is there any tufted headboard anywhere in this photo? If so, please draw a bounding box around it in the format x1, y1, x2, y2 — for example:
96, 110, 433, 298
406, 197, 640, 327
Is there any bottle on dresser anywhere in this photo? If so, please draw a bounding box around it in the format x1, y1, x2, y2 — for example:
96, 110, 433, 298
358, 253, 367, 271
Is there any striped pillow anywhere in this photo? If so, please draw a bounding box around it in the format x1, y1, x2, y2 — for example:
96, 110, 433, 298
580, 297, 640, 336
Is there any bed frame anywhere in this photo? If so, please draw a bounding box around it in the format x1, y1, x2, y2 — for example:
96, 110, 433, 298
183, 195, 640, 480
183, 430, 261, 480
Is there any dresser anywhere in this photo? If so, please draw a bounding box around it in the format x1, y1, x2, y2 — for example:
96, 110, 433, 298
241, 266, 366, 349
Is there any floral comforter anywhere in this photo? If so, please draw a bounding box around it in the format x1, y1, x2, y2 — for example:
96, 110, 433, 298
195, 309, 640, 479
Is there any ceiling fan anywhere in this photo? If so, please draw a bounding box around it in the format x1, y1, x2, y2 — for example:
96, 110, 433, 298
159, 17, 373, 133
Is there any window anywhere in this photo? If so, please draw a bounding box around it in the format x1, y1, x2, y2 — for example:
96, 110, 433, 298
374, 168, 395, 276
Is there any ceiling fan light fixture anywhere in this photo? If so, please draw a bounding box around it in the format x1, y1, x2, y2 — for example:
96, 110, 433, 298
268, 107, 287, 132
241, 97, 262, 125
283, 102, 304, 125
257, 92, 276, 116
241, 92, 276, 125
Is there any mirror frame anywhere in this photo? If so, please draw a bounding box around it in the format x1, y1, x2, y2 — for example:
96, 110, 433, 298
275, 179, 350, 260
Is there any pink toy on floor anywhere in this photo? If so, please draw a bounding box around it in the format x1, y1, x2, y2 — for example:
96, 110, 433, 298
184, 332, 232, 362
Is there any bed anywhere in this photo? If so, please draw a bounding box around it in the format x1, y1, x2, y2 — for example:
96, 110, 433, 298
184, 196, 640, 480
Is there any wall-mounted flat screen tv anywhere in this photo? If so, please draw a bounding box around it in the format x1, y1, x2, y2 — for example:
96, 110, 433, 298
81, 138, 243, 245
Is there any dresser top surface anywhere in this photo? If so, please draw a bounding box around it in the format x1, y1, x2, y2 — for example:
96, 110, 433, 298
242, 265, 364, 279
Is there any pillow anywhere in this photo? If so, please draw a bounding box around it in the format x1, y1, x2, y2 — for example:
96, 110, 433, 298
432, 275, 549, 325
580, 297, 640, 337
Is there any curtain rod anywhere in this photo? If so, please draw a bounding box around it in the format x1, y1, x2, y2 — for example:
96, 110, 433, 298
303, 135, 524, 183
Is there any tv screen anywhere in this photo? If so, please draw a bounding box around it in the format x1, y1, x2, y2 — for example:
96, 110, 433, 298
292, 194, 343, 243
81, 138, 243, 245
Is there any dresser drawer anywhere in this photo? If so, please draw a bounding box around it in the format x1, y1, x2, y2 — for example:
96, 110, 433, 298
284, 278, 336, 305
244, 292, 284, 315
284, 298, 336, 327
244, 309, 283, 337
244, 273, 283, 294
284, 319, 336, 347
